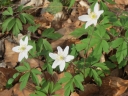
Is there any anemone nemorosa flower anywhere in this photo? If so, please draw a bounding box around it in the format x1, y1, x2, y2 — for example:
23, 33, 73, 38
12, 36, 33, 62
49, 46, 74, 71
78, 2, 104, 29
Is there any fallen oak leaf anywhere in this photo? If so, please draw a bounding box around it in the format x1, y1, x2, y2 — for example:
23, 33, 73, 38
99, 76, 128, 96
79, 84, 99, 96
0, 67, 17, 91
4, 39, 18, 68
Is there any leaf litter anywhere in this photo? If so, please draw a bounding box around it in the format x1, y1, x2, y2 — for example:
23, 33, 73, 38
1, 0, 128, 96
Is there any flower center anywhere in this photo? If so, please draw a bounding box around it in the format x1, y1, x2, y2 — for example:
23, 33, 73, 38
89, 12, 97, 19
19, 45, 26, 52
58, 55, 65, 60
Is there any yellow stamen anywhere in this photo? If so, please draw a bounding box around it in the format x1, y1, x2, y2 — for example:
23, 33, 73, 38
89, 12, 97, 19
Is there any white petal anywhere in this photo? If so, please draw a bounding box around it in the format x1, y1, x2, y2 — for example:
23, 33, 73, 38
65, 55, 74, 62
57, 46, 63, 54
59, 60, 65, 71
20, 39, 24, 46
85, 20, 93, 29
49, 53, 58, 60
78, 15, 90, 22
12, 46, 21, 52
93, 20, 98, 26
52, 60, 60, 69
18, 52, 25, 61
88, 8, 91, 14
24, 36, 28, 45
24, 52, 28, 59
97, 10, 104, 18
26, 45, 33, 51
63, 46, 69, 57
94, 2, 99, 13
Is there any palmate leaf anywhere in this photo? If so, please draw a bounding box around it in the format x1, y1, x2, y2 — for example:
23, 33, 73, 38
12, 23, 20, 36
43, 39, 53, 52
42, 28, 62, 40
74, 75, 84, 91
2, 17, 13, 33
116, 41, 127, 63
71, 27, 86, 38
93, 39, 109, 55
92, 63, 109, 70
19, 72, 30, 90
7, 18, 16, 31
2, 7, 13, 15
91, 69, 102, 86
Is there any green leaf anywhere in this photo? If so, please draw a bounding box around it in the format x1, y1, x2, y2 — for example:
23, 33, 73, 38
36, 38, 44, 53
91, 69, 102, 86
36, 91, 46, 96
2, 17, 14, 33
59, 72, 72, 83
12, 23, 20, 36
16, 18, 23, 30
102, 40, 109, 52
19, 72, 30, 90
2, 10, 11, 15
69, 0, 75, 8
64, 79, 74, 96
119, 60, 127, 68
19, 13, 26, 24
93, 63, 109, 70
84, 68, 91, 78
74, 75, 84, 91
2, 7, 13, 15
16, 66, 28, 72
22, 13, 34, 24
28, 25, 40, 33
23, 62, 31, 70
47, 64, 53, 74
31, 69, 42, 74
7, 7, 13, 15
13, 73, 20, 79
42, 28, 62, 40
7, 18, 15, 31
31, 71, 39, 85
100, 1, 108, 11
71, 28, 86, 38
111, 38, 124, 48
116, 41, 127, 63
52, 83, 61, 93
105, 61, 116, 68
29, 41, 37, 57
7, 78, 14, 84
43, 39, 52, 51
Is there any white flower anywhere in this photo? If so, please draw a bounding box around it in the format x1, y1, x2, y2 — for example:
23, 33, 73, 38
78, 2, 104, 29
49, 46, 74, 71
12, 36, 33, 62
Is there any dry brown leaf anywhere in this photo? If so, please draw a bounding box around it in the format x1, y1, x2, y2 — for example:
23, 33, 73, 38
42, 12, 54, 22
99, 76, 128, 96
70, 92, 79, 96
4, 40, 18, 67
12, 82, 35, 96
0, 39, 4, 59
115, 0, 128, 5
124, 65, 128, 75
0, 67, 17, 91
79, 84, 99, 96
0, 89, 13, 96
110, 68, 123, 77
100, 53, 105, 63
26, 58, 44, 68
21, 0, 43, 6
51, 27, 76, 50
